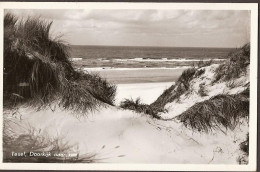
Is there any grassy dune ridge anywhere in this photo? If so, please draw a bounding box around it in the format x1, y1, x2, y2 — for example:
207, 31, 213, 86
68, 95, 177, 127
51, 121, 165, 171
3, 13, 116, 112
120, 43, 250, 133
3, 12, 117, 163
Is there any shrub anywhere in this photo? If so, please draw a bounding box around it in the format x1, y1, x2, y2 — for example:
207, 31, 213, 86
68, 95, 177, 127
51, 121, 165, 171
176, 92, 249, 133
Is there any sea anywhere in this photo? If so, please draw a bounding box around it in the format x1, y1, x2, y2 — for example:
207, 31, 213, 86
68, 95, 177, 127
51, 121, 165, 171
69, 45, 236, 100
69, 45, 235, 69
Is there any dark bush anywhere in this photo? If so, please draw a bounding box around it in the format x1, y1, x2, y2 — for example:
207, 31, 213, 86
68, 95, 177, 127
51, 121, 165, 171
3, 12, 116, 113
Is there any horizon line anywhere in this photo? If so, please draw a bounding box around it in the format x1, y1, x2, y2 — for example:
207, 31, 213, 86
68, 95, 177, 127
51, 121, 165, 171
68, 44, 240, 49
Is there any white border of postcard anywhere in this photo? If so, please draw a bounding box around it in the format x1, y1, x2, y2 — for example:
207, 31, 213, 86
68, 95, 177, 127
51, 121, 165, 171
0, 2, 258, 171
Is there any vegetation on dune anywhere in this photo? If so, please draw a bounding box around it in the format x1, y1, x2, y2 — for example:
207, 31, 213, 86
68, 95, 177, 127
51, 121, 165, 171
237, 133, 249, 164
198, 83, 208, 97
197, 59, 213, 68
70, 71, 117, 106
120, 43, 250, 125
240, 133, 249, 155
151, 67, 198, 108
3, 13, 117, 162
120, 98, 165, 119
3, 13, 116, 112
213, 43, 250, 83
120, 67, 201, 118
3, 118, 101, 163
175, 89, 249, 133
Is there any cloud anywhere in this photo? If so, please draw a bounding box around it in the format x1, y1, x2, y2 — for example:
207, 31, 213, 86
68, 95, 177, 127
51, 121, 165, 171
5, 9, 250, 47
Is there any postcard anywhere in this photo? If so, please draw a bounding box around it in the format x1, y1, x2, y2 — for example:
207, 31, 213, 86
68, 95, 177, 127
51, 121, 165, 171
0, 2, 258, 171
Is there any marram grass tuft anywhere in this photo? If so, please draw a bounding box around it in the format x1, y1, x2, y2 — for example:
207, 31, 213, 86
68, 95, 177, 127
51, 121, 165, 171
3, 12, 116, 114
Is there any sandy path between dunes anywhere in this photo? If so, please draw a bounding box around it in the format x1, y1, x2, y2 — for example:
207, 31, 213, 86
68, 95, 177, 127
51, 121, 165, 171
9, 105, 247, 164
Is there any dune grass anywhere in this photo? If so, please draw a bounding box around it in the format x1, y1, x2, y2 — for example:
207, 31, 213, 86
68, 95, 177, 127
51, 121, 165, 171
240, 133, 249, 155
213, 43, 250, 83
3, 13, 117, 162
3, 113, 121, 163
3, 12, 116, 113
175, 89, 249, 133
197, 59, 213, 68
3, 123, 100, 163
120, 98, 165, 119
151, 68, 197, 108
120, 67, 198, 118
70, 71, 117, 106
237, 133, 249, 164
198, 83, 208, 97
119, 43, 250, 123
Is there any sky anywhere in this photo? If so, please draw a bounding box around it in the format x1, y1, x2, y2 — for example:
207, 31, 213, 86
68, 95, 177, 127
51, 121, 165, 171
6, 9, 250, 48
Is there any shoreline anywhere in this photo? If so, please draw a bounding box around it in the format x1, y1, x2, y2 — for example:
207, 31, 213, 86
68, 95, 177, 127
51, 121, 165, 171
82, 67, 187, 84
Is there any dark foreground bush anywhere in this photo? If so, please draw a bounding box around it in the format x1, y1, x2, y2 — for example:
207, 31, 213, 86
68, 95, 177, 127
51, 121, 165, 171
175, 91, 249, 133
3, 12, 116, 113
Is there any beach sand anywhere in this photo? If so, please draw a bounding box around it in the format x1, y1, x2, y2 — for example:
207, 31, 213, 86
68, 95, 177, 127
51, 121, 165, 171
84, 68, 184, 105
85, 68, 186, 84
8, 105, 246, 164
116, 82, 173, 105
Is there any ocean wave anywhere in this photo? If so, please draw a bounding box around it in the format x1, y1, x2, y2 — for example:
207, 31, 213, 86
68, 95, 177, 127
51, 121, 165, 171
83, 66, 192, 72
71, 58, 82, 61
98, 58, 110, 62
113, 58, 225, 62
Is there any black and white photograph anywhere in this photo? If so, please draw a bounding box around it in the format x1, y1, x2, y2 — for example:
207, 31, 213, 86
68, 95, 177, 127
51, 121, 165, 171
0, 2, 258, 171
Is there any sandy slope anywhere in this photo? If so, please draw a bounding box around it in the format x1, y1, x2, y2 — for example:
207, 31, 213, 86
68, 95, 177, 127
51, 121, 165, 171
6, 104, 247, 164
161, 64, 250, 119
